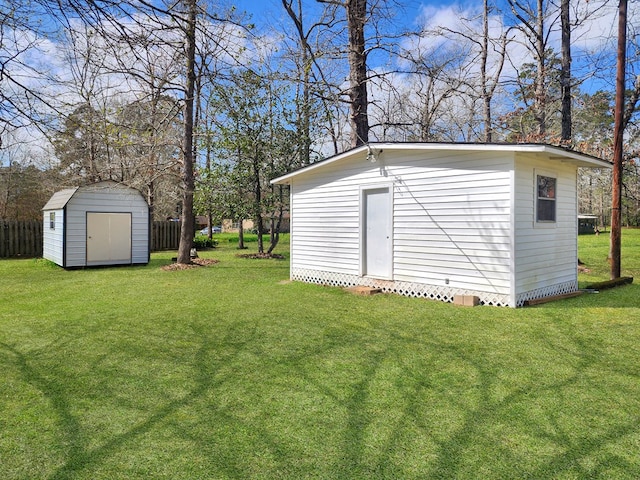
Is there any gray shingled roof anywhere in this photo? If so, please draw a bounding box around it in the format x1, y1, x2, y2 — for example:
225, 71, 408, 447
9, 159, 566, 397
41, 187, 78, 210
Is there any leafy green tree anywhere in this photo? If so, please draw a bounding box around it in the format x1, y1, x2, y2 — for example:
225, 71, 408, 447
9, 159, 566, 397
199, 68, 295, 254
195, 161, 252, 249
573, 90, 614, 150
574, 91, 613, 226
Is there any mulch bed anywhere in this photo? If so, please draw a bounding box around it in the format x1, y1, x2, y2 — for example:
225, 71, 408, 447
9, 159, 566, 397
161, 258, 220, 271
161, 252, 283, 270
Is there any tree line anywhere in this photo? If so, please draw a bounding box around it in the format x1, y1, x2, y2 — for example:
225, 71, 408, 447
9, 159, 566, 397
1, 0, 640, 263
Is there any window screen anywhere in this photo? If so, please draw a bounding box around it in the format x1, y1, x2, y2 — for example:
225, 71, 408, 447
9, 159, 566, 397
537, 175, 556, 222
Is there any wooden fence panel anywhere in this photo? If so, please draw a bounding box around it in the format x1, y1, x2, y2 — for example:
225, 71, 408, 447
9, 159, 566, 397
0, 220, 43, 258
151, 221, 181, 251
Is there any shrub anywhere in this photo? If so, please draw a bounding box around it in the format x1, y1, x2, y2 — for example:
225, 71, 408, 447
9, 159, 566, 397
193, 235, 218, 249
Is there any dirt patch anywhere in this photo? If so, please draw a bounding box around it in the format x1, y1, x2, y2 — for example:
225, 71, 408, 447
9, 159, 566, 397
161, 258, 220, 271
235, 253, 285, 260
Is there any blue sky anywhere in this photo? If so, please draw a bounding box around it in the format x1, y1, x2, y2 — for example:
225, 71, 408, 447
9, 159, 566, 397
233, 0, 432, 30
229, 0, 620, 89
0, 0, 625, 165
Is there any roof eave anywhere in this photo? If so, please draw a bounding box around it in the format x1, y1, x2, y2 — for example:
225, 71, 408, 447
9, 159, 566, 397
270, 143, 611, 185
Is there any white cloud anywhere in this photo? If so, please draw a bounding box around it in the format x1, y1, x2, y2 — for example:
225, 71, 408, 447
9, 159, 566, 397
571, 0, 618, 52
401, 0, 628, 88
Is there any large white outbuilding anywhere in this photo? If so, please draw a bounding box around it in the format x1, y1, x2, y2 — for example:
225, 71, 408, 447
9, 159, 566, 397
42, 181, 150, 268
271, 143, 611, 307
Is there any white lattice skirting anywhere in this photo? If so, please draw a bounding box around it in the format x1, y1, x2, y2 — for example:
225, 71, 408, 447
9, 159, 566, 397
291, 268, 512, 307
515, 280, 578, 307
291, 269, 579, 308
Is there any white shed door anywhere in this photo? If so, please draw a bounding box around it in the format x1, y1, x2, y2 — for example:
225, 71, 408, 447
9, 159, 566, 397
363, 187, 392, 279
87, 212, 132, 263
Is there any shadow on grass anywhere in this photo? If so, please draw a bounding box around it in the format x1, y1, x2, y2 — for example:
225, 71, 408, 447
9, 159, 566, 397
262, 319, 640, 477
2, 308, 640, 478
0, 320, 265, 480
423, 329, 640, 478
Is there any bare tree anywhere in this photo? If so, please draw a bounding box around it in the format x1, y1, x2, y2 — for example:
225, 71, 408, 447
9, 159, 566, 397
317, 0, 369, 147
56, 24, 118, 184
0, 1, 68, 150
433, 1, 510, 142
507, 0, 555, 137
48, 0, 246, 263
480, 0, 510, 142
281, 0, 343, 160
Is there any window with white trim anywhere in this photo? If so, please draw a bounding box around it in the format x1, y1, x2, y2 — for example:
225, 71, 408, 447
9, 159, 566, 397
536, 175, 556, 222
49, 212, 56, 230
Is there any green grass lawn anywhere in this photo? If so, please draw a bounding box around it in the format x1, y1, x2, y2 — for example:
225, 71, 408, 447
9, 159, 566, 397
1, 231, 640, 479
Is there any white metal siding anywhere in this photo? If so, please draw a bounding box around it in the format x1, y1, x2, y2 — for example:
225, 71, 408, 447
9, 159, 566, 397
514, 154, 578, 298
42, 209, 65, 266
64, 183, 149, 267
289, 150, 514, 300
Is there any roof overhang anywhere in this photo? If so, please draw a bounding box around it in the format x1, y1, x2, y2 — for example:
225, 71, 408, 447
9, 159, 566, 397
270, 142, 612, 185
42, 187, 79, 211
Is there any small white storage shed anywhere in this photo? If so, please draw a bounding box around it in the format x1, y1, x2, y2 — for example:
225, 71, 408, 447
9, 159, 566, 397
271, 143, 611, 307
42, 181, 150, 268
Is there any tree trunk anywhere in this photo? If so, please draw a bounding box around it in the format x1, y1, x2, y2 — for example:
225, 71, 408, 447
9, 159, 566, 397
238, 218, 245, 249
346, 0, 369, 147
534, 0, 546, 137
177, 0, 197, 264
251, 149, 264, 254
560, 0, 572, 142
255, 215, 264, 253
267, 185, 284, 254
147, 180, 155, 221
481, 0, 492, 142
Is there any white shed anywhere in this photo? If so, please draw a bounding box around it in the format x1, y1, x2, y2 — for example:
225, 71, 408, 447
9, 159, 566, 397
42, 181, 150, 268
271, 143, 611, 307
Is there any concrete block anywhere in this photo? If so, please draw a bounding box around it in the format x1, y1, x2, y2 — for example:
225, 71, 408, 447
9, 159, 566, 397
453, 295, 480, 307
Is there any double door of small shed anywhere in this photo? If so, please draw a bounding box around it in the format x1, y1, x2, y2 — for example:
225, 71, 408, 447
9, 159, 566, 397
86, 212, 132, 264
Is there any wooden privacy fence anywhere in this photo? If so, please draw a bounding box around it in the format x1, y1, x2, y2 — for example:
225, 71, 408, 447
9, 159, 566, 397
0, 220, 43, 258
151, 221, 181, 251
0, 220, 182, 258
